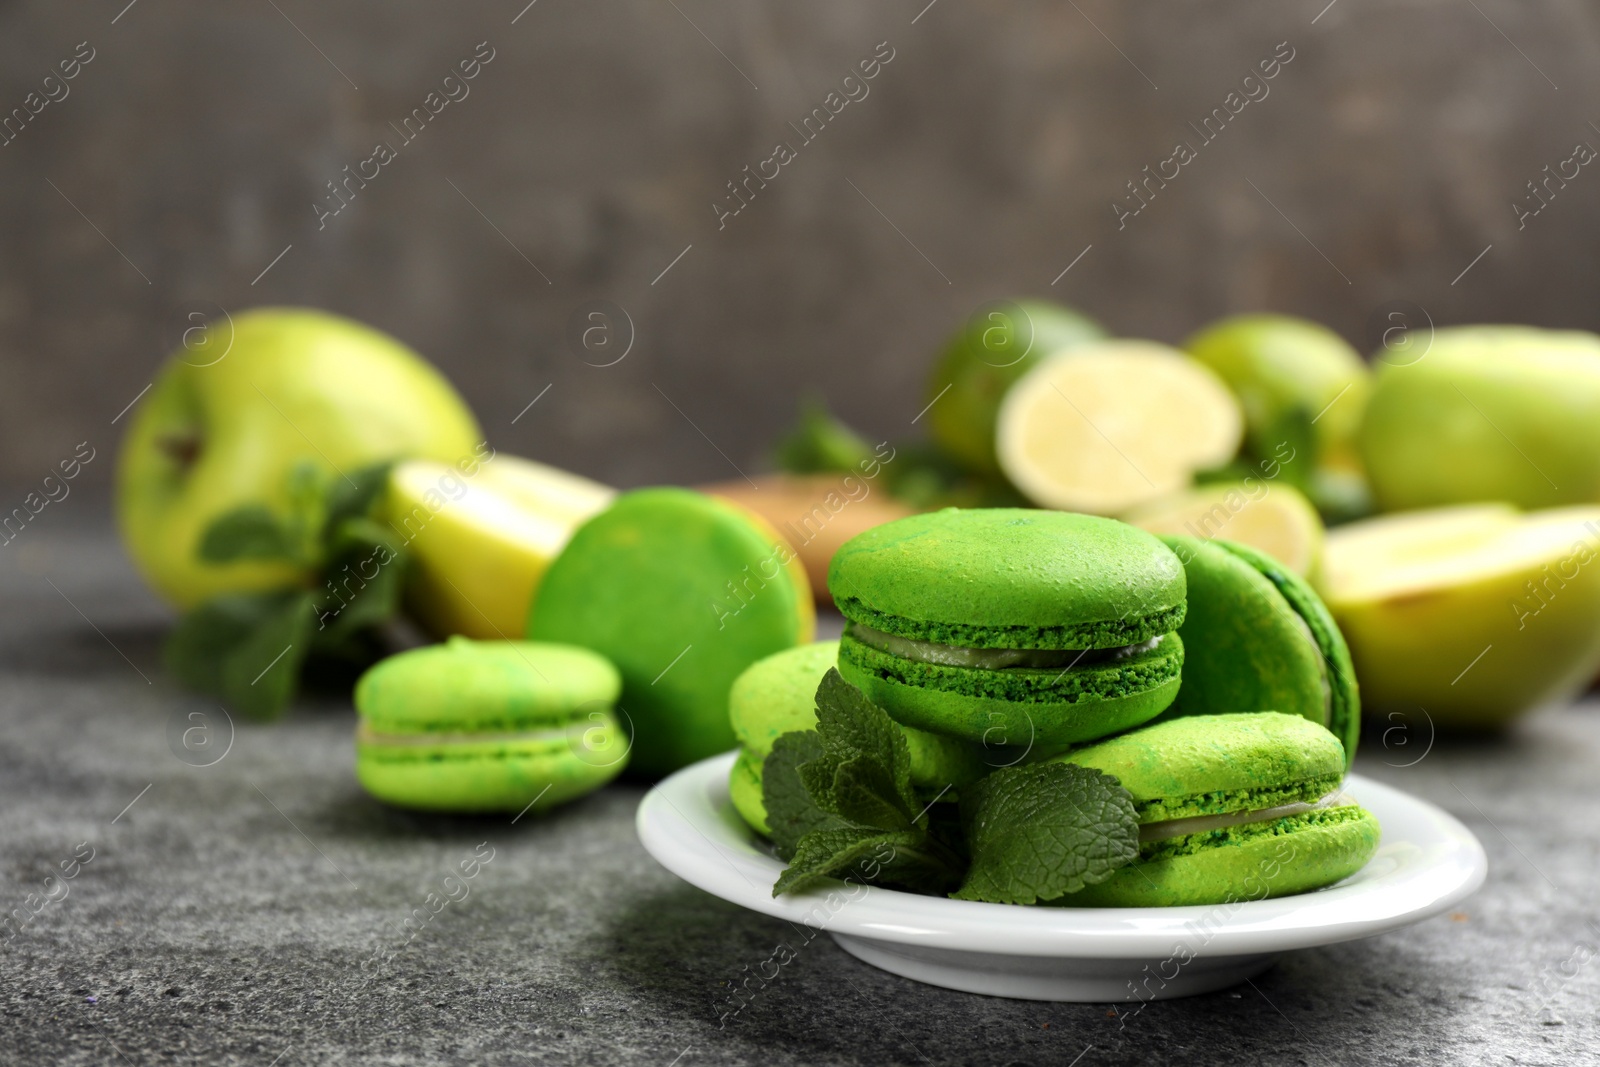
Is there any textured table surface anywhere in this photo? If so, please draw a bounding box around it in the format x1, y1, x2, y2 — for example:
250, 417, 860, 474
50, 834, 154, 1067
3, 505, 1598, 1066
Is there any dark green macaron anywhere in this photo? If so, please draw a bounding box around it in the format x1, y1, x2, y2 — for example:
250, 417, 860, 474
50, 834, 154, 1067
355, 638, 626, 814
726, 641, 989, 835
1160, 536, 1360, 767
529, 488, 813, 778
830, 508, 1187, 746
1052, 712, 1380, 907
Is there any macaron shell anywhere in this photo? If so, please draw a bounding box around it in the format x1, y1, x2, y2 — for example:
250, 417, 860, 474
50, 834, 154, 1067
1060, 712, 1346, 809
728, 748, 769, 836
728, 641, 840, 753
529, 488, 813, 777
1062, 805, 1381, 907
829, 509, 1186, 650
356, 710, 626, 814
355, 638, 621, 733
1157, 538, 1331, 730
1216, 540, 1361, 765
839, 640, 1183, 746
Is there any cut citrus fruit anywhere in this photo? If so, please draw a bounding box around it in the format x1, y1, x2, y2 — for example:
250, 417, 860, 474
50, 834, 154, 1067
995, 341, 1243, 514
1319, 504, 1600, 728
386, 455, 614, 639
1125, 480, 1324, 578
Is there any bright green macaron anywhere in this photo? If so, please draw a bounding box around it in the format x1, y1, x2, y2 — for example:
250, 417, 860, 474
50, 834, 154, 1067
830, 508, 1187, 746
1053, 712, 1380, 907
354, 637, 626, 813
1160, 535, 1360, 767
529, 488, 813, 777
727, 641, 990, 835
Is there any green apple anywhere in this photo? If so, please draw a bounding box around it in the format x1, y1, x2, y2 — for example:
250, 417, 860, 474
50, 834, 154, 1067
1359, 325, 1600, 511
389, 455, 614, 639
1185, 314, 1371, 504
117, 308, 483, 608
925, 299, 1106, 474
1319, 504, 1600, 729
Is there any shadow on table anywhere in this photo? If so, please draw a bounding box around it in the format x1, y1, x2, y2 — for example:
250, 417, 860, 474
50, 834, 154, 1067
585, 880, 1480, 1067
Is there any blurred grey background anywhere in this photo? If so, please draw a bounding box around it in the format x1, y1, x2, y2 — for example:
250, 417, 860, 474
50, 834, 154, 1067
3, 0, 1598, 489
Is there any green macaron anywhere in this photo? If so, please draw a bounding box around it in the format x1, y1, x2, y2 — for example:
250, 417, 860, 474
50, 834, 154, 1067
726, 641, 990, 835
1052, 712, 1380, 907
354, 638, 626, 813
830, 508, 1187, 746
1160, 536, 1360, 767
529, 488, 814, 778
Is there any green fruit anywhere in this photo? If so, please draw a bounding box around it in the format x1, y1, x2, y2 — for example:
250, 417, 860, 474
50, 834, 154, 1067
925, 300, 1106, 473
1359, 326, 1600, 511
1185, 314, 1370, 473
117, 308, 483, 608
1320, 505, 1600, 729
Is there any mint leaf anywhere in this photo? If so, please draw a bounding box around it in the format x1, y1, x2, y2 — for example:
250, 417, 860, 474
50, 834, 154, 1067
219, 590, 315, 720
323, 462, 394, 535
814, 670, 914, 803
198, 506, 300, 564
764, 731, 849, 856
314, 519, 407, 645
828, 757, 915, 831
766, 671, 965, 896
954, 762, 1139, 905
772, 398, 876, 474
169, 460, 406, 722
165, 593, 283, 693
773, 827, 900, 895
775, 827, 966, 896
164, 590, 315, 720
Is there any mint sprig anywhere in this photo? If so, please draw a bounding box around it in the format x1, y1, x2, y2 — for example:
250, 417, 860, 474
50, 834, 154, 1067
764, 670, 965, 897
761, 670, 1144, 905
165, 461, 406, 720
953, 762, 1139, 905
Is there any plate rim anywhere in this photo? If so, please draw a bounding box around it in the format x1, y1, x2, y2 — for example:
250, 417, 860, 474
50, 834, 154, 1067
636, 751, 1488, 960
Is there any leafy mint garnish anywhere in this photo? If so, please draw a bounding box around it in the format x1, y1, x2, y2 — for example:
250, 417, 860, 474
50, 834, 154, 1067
764, 670, 965, 897
763, 672, 1145, 904
165, 461, 406, 721
953, 762, 1139, 905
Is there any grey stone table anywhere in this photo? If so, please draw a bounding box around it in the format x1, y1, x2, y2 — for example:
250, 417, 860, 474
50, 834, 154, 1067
3, 503, 1598, 1066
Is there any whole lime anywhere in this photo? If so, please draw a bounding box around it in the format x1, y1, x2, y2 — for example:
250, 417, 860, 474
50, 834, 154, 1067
1185, 314, 1370, 473
925, 300, 1106, 473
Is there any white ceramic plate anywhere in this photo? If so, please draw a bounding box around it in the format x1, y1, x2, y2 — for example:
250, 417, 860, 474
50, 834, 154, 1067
636, 752, 1487, 1002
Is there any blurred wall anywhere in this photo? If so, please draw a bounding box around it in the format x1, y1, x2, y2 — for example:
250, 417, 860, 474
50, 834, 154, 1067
3, 0, 1599, 488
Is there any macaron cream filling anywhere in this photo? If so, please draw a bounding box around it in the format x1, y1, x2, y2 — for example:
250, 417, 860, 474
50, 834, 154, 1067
356, 722, 582, 747
845, 621, 1164, 671
1138, 788, 1350, 844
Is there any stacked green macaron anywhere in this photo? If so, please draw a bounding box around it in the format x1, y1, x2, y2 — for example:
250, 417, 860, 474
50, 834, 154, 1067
1056, 713, 1379, 907
354, 637, 627, 814
727, 641, 989, 835
1158, 535, 1360, 765
748, 506, 1375, 910
830, 508, 1188, 747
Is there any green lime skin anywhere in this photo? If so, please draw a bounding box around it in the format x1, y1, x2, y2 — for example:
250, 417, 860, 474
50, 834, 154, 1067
354, 638, 626, 814
1185, 313, 1370, 471
926, 300, 1107, 474
1052, 713, 1379, 907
